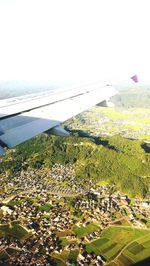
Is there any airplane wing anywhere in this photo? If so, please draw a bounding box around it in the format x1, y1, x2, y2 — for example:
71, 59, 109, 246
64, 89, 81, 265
0, 83, 118, 154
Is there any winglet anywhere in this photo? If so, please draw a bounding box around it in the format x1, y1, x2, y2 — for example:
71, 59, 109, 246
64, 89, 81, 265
131, 74, 138, 83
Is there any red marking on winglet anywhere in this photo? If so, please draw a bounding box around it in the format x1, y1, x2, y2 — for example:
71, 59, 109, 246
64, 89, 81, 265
131, 75, 138, 83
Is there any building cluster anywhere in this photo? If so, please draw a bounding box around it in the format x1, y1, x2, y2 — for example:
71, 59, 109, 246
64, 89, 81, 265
0, 164, 150, 265
65, 107, 150, 140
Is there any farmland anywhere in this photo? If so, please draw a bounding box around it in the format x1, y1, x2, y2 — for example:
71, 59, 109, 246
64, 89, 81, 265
72, 222, 99, 238
0, 221, 32, 240
85, 226, 150, 264
116, 233, 150, 265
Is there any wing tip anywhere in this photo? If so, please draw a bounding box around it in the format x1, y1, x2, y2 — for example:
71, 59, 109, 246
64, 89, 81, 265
131, 74, 138, 83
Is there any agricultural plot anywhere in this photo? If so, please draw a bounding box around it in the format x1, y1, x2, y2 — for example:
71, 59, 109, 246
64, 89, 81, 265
54, 258, 65, 266
0, 247, 21, 262
57, 229, 75, 237
67, 249, 79, 262
0, 222, 32, 240
127, 241, 145, 255
6, 247, 19, 256
86, 237, 122, 262
86, 238, 109, 254
107, 262, 118, 266
92, 238, 109, 246
117, 232, 150, 265
0, 251, 9, 261
86, 227, 149, 263
60, 237, 69, 247
111, 219, 131, 227
72, 222, 99, 238
60, 236, 77, 247
101, 226, 148, 246
38, 203, 52, 211
52, 250, 69, 265
117, 253, 134, 265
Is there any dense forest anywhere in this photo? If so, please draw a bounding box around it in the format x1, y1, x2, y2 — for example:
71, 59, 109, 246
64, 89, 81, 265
0, 134, 150, 199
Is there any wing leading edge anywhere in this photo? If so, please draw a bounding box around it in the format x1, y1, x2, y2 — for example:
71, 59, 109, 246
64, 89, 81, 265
0, 83, 118, 154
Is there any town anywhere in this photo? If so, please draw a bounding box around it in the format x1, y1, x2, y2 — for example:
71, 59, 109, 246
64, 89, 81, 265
0, 164, 150, 265
65, 106, 150, 142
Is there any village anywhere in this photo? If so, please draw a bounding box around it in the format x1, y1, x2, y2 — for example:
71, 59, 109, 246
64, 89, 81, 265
65, 106, 150, 142
0, 164, 150, 265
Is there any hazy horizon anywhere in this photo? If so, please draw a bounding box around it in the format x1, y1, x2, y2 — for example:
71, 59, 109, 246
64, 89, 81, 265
0, 79, 150, 100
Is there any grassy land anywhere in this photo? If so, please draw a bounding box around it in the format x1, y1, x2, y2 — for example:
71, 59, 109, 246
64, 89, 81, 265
117, 233, 150, 265
101, 226, 148, 245
140, 134, 150, 140
38, 203, 53, 211
95, 107, 131, 120
53, 258, 66, 266
52, 250, 69, 265
0, 221, 32, 240
67, 249, 79, 262
97, 180, 109, 186
60, 237, 69, 247
146, 219, 150, 228
85, 226, 149, 263
111, 219, 131, 227
52, 249, 79, 265
0, 251, 9, 261
57, 229, 75, 237
72, 222, 99, 238
5, 247, 19, 256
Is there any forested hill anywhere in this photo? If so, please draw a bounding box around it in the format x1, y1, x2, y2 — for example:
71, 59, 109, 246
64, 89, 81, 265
112, 86, 150, 108
0, 134, 150, 199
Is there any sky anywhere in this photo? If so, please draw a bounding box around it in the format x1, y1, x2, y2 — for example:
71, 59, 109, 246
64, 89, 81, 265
0, 0, 150, 85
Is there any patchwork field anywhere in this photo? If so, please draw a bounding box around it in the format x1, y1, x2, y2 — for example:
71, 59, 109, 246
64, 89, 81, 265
85, 226, 149, 263
86, 237, 123, 262
117, 233, 150, 265
52, 249, 79, 266
0, 221, 32, 240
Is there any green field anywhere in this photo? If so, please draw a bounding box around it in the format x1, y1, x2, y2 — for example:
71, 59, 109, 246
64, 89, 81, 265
67, 249, 79, 262
60, 237, 69, 247
72, 222, 99, 238
0, 251, 9, 261
101, 226, 148, 245
86, 226, 149, 263
57, 229, 75, 237
0, 221, 32, 240
52, 250, 69, 265
38, 203, 53, 211
117, 253, 134, 265
111, 219, 131, 227
86, 238, 122, 262
127, 241, 145, 254
52, 248, 79, 265
6, 247, 19, 256
54, 258, 66, 266
117, 231, 150, 265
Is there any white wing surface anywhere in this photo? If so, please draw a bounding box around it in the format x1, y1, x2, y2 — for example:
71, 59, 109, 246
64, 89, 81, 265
0, 83, 118, 154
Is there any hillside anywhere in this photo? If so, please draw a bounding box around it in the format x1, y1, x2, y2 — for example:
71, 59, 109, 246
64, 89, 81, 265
112, 86, 150, 108
0, 134, 150, 199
